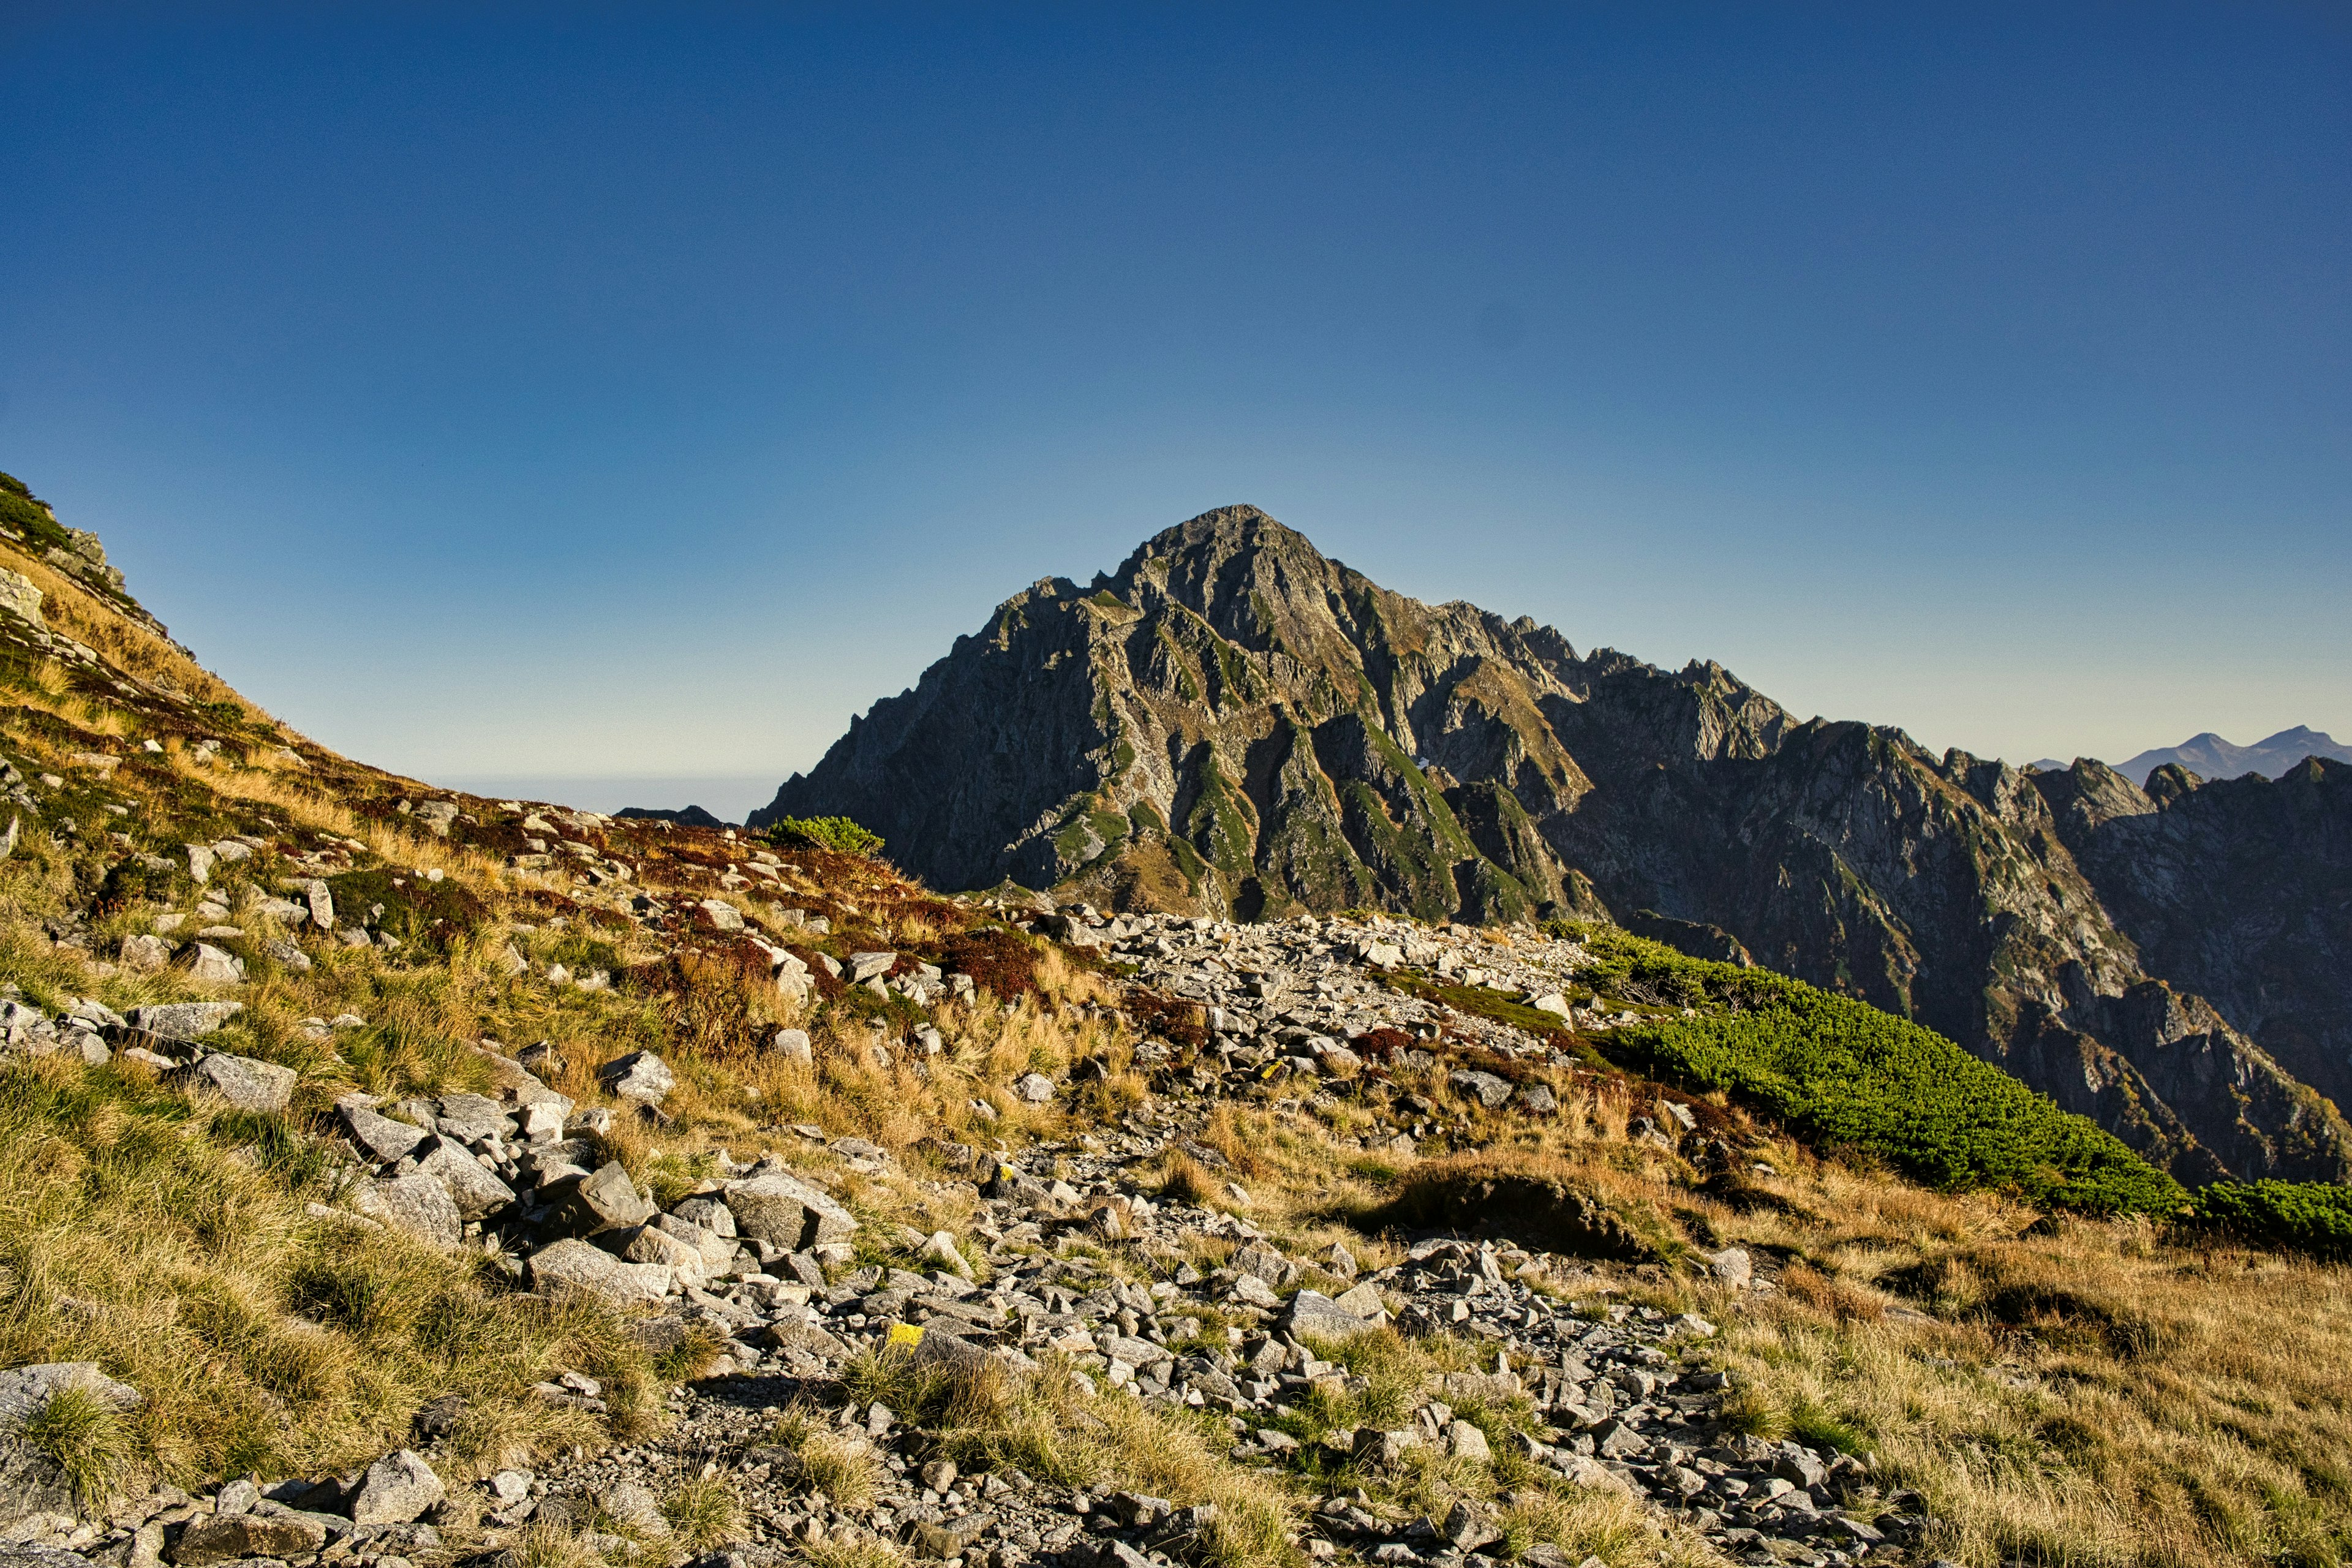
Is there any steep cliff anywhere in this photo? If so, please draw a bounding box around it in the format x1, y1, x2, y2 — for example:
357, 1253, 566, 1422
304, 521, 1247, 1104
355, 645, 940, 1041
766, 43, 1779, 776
758, 505, 2352, 1183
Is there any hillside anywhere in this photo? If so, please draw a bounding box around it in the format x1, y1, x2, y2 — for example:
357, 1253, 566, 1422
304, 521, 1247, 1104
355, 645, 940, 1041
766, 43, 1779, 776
5, 469, 2352, 1568
757, 506, 2352, 1188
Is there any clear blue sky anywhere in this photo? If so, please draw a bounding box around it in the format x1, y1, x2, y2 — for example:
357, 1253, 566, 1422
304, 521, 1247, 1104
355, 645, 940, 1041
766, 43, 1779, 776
5, 4, 2346, 818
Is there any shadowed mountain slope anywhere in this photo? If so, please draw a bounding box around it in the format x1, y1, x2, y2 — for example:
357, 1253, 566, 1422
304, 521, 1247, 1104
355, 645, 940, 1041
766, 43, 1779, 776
760, 505, 2352, 1185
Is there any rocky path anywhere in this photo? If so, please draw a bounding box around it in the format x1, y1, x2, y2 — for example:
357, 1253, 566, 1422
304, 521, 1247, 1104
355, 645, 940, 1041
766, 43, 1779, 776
4, 910, 1929, 1568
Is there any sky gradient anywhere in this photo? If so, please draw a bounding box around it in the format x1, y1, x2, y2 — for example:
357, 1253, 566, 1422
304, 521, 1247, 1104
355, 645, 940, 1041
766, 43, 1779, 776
5, 4, 2347, 821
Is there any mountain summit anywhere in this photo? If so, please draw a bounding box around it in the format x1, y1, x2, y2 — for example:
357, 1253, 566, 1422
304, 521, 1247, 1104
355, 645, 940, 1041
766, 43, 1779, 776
2108, 726, 2352, 785
760, 505, 2352, 1185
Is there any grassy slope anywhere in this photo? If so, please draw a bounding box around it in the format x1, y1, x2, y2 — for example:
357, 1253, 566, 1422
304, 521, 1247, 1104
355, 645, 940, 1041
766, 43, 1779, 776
1555, 924, 2187, 1214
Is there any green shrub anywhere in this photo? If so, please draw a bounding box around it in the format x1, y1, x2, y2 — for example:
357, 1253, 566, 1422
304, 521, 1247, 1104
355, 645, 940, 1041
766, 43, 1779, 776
1572, 927, 2184, 1215
2180, 1180, 2352, 1261
766, 815, 884, 856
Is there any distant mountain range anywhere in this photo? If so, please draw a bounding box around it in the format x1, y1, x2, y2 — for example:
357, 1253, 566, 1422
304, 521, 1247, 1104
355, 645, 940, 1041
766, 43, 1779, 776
761, 504, 2352, 1188
2034, 727, 2352, 785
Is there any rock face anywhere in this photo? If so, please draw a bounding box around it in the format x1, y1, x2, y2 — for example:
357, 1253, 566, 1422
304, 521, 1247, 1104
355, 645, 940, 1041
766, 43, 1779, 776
759, 505, 2352, 1183
2033, 756, 2352, 1122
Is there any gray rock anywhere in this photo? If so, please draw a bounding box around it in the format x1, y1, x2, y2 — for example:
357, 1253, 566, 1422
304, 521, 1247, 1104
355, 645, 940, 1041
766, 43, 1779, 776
118, 934, 172, 973
527, 1238, 671, 1307
1444, 1421, 1491, 1463
597, 1050, 674, 1106
1591, 1419, 1646, 1459
0, 1441, 75, 1534
551, 1162, 655, 1235
1100, 1335, 1170, 1366
846, 951, 897, 982
767, 1028, 813, 1065
414, 1140, 516, 1219
1281, 1290, 1371, 1341
353, 1174, 463, 1248
698, 899, 744, 932
1707, 1248, 1754, 1289
350, 1450, 445, 1526
341, 1104, 429, 1164
1447, 1070, 1513, 1110
178, 943, 245, 984
433, 1092, 514, 1143
671, 1195, 736, 1238
1012, 1072, 1055, 1103
1515, 1082, 1558, 1114
1775, 1449, 1830, 1490
170, 1052, 296, 1112
0, 571, 45, 628
723, 1170, 856, 1250
173, 1512, 326, 1564
126, 1001, 244, 1041
622, 1224, 709, 1287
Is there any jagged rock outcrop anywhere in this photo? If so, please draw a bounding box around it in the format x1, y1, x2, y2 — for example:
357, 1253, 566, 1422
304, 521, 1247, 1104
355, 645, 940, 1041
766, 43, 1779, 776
760, 505, 2352, 1183
2033, 756, 2352, 1121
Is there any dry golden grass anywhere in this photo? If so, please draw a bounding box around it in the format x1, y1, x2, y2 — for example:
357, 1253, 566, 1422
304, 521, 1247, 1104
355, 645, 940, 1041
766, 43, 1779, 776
0, 1047, 657, 1498
0, 542, 249, 710
1196, 1075, 2352, 1568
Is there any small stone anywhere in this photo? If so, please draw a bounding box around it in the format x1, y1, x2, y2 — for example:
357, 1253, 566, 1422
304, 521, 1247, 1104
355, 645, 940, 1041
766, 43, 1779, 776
723, 1170, 857, 1250
1012, 1073, 1054, 1103
170, 1053, 296, 1112
126, 1001, 244, 1041
921, 1230, 973, 1280
1445, 1420, 1491, 1463
177, 943, 246, 984
527, 1238, 671, 1307
552, 1161, 656, 1235
118, 934, 172, 973
1447, 1069, 1513, 1110
415, 1140, 517, 1219
846, 950, 897, 982
598, 1050, 675, 1106
350, 1450, 445, 1525
341, 1104, 428, 1164
354, 1173, 463, 1248
1282, 1289, 1371, 1340
172, 1512, 325, 1565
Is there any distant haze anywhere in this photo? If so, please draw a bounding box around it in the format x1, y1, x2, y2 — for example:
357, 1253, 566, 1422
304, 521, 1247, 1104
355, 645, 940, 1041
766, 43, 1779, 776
2038, 728, 2352, 787
438, 775, 777, 824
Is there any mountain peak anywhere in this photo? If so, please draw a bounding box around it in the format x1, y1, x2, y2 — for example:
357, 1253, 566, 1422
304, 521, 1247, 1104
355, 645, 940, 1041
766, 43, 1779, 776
2114, 727, 2352, 785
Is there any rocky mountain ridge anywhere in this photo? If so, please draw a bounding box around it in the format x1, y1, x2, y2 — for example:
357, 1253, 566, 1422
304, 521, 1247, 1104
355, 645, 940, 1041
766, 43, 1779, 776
761, 506, 2352, 1186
